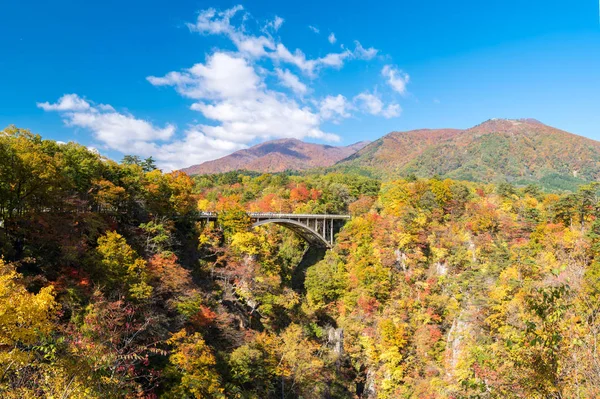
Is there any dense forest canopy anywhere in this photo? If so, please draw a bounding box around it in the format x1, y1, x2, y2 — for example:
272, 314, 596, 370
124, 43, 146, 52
2, 125, 600, 398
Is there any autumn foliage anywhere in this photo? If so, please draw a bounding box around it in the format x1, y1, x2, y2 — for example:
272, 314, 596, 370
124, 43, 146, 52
2, 125, 600, 398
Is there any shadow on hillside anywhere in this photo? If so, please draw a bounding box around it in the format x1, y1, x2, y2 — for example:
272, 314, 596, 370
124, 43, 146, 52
291, 245, 326, 292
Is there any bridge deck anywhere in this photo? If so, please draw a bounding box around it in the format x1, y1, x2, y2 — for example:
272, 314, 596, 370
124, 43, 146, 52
197, 212, 351, 248
197, 212, 351, 220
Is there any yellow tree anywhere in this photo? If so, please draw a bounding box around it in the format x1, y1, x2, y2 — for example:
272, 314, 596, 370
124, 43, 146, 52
96, 231, 152, 300
0, 259, 57, 393
166, 329, 225, 398
144, 170, 196, 216
279, 324, 327, 396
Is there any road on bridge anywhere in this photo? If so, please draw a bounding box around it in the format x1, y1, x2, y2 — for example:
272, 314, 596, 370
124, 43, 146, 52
197, 212, 351, 248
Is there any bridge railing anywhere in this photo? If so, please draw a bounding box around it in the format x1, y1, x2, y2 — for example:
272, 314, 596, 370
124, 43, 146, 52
197, 211, 350, 219
247, 212, 351, 219
198, 211, 218, 217
197, 211, 351, 247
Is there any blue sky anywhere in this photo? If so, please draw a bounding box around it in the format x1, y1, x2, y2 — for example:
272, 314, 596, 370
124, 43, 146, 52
1, 0, 599, 170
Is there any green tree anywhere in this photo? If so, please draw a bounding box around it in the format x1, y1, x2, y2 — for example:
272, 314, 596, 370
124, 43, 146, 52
96, 231, 152, 300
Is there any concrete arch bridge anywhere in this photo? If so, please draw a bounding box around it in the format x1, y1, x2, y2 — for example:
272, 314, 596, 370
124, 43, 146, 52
197, 212, 351, 248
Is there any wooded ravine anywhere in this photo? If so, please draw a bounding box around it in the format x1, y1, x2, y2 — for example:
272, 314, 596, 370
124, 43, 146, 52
1, 125, 600, 398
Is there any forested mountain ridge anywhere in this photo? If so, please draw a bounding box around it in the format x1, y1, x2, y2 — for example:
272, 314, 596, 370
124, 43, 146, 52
181, 138, 370, 175
182, 119, 600, 192
2, 124, 600, 398
334, 118, 600, 191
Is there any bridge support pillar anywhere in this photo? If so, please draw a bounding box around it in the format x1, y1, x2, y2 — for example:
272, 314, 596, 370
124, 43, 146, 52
198, 212, 350, 248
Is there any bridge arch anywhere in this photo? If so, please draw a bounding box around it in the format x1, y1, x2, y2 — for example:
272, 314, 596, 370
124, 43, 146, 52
197, 212, 350, 248
252, 219, 330, 248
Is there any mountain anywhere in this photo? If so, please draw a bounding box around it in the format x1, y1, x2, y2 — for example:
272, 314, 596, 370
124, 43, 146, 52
180, 138, 370, 175
333, 118, 600, 191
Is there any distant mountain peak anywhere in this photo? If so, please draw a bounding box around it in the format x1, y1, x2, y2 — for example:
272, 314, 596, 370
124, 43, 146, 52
333, 118, 600, 191
180, 139, 370, 175
517, 118, 543, 124
479, 117, 545, 127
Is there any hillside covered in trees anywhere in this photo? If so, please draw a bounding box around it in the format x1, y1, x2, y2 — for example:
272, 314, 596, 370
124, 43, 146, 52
332, 118, 600, 191
181, 139, 370, 175
2, 125, 600, 398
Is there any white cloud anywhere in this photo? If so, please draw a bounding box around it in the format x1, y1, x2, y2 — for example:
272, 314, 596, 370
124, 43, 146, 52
308, 25, 320, 34
381, 103, 402, 118
353, 41, 378, 60
354, 92, 382, 114
328, 32, 336, 44
382, 65, 410, 95
39, 94, 175, 149
37, 94, 91, 111
148, 52, 261, 100
272, 43, 352, 76
190, 96, 339, 143
41, 6, 408, 171
147, 52, 339, 162
274, 16, 284, 31
38, 94, 247, 171
97, 103, 115, 112
354, 92, 401, 118
187, 5, 275, 58
187, 5, 377, 76
319, 95, 352, 122
40, 55, 345, 171
139, 127, 248, 172
265, 16, 284, 31
272, 44, 314, 74
187, 5, 243, 36
66, 110, 175, 148
273, 16, 283, 31
235, 35, 276, 58
318, 51, 350, 68
275, 68, 308, 95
